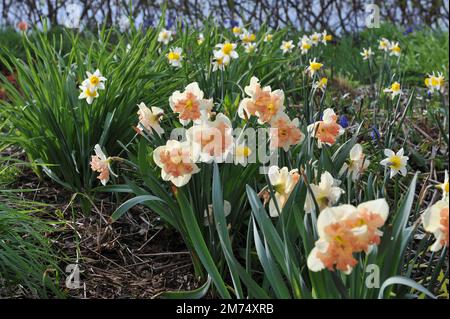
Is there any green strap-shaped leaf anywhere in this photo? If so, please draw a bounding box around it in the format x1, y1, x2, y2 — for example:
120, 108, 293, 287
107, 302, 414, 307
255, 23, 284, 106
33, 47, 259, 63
378, 276, 437, 299
111, 195, 164, 222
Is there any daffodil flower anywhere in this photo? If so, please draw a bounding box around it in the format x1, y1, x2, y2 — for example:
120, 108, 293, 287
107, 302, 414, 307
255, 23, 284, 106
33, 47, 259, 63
78, 84, 99, 104
378, 38, 390, 52
425, 72, 445, 94
158, 29, 173, 45
309, 32, 321, 46
264, 33, 273, 42
238, 76, 285, 124
280, 40, 294, 54
313, 77, 328, 92
321, 30, 332, 44
90, 144, 114, 185
267, 166, 300, 217
298, 35, 312, 54
307, 199, 389, 274
307, 108, 344, 148
269, 112, 304, 151
304, 171, 344, 214
169, 82, 213, 126
212, 56, 229, 72
166, 47, 183, 68
232, 26, 242, 36
360, 47, 374, 60
244, 43, 257, 53
234, 142, 252, 167
339, 143, 370, 181
422, 200, 449, 252
136, 102, 164, 136
306, 58, 323, 77
197, 33, 204, 45
240, 29, 256, 43
383, 81, 402, 98
214, 42, 239, 64
389, 41, 401, 56
186, 113, 234, 163
380, 148, 409, 178
153, 140, 200, 187
82, 69, 106, 90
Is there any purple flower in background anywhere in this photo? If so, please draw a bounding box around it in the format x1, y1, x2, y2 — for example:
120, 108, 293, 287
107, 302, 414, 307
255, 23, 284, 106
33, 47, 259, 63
229, 19, 239, 28
339, 115, 349, 128
403, 26, 414, 35
370, 125, 380, 141
142, 17, 154, 30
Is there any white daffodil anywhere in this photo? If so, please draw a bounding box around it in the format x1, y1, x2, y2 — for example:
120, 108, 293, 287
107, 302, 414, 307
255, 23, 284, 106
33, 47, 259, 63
186, 113, 234, 163
304, 171, 344, 214
280, 40, 294, 54
153, 140, 200, 187
378, 38, 390, 52
267, 166, 300, 217
82, 69, 106, 90
298, 35, 312, 54
307, 199, 389, 274
239, 29, 256, 43
214, 42, 238, 64
136, 102, 164, 136
264, 33, 273, 42
339, 143, 370, 181
305, 58, 323, 78
244, 42, 257, 53
425, 72, 445, 94
212, 56, 229, 72
321, 30, 332, 45
232, 26, 242, 37
310, 32, 321, 46
380, 148, 409, 178
169, 82, 213, 126
313, 77, 328, 92
422, 200, 449, 252
389, 41, 401, 57
233, 141, 252, 167
383, 81, 402, 98
360, 47, 374, 60
78, 84, 99, 104
197, 33, 205, 45
238, 76, 285, 124
166, 47, 183, 68
157, 29, 173, 45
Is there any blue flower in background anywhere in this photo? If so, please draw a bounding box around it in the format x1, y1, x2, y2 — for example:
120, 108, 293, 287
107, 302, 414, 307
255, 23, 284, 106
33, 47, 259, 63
370, 125, 380, 141
229, 19, 239, 28
142, 17, 154, 30
403, 26, 414, 35
339, 115, 349, 128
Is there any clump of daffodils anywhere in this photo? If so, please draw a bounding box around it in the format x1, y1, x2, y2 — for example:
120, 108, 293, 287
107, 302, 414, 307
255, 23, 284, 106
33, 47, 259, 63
78, 69, 106, 104
308, 199, 389, 274
307, 108, 344, 148
166, 47, 183, 68
425, 72, 445, 94
158, 29, 173, 45
380, 148, 409, 178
